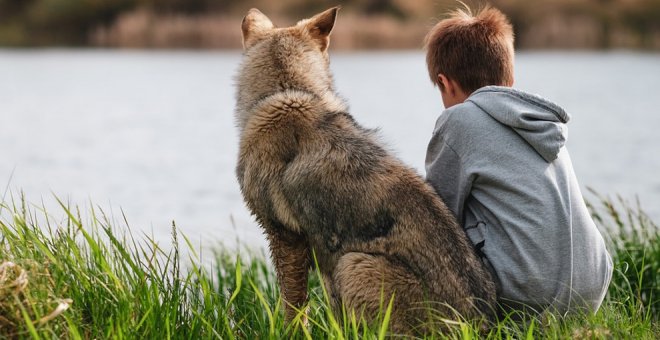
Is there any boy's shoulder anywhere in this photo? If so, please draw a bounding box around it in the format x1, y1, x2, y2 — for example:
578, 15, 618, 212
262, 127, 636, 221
437, 86, 570, 135
434, 100, 494, 136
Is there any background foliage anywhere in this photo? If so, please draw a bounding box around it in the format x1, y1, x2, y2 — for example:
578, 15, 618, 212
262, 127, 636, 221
1, 0, 659, 49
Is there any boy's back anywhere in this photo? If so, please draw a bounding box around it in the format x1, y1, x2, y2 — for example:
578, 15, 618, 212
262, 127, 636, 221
425, 86, 613, 313
422, 5, 612, 315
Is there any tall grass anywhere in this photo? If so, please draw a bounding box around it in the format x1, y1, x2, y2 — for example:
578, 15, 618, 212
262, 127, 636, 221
587, 190, 659, 320
0, 193, 658, 338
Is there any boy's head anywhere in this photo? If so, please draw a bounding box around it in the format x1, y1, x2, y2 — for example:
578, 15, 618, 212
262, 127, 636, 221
424, 5, 514, 107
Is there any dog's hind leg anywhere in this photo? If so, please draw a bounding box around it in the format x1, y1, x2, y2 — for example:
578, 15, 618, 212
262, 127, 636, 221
332, 252, 427, 334
265, 226, 311, 323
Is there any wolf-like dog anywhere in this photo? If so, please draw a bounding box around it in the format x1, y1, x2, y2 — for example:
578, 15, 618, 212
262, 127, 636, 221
235, 7, 496, 333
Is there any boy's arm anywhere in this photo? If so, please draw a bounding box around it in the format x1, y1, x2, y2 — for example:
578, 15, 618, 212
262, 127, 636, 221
424, 130, 473, 223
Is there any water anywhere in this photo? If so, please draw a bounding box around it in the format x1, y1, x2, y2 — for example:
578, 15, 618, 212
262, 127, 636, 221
1, 50, 658, 251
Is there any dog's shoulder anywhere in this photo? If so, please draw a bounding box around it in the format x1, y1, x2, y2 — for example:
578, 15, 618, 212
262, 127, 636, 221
241, 90, 319, 134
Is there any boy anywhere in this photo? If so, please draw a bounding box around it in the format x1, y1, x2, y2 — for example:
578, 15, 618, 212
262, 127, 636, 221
423, 6, 612, 316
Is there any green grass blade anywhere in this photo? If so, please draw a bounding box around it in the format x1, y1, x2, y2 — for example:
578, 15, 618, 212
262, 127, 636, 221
525, 319, 535, 340
250, 279, 275, 337
227, 256, 242, 307
377, 293, 395, 340
16, 296, 41, 340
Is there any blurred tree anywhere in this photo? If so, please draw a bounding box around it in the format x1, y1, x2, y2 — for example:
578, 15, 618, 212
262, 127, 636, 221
0, 0, 35, 20
620, 0, 660, 48
139, 0, 208, 14
282, 0, 338, 18
23, 0, 136, 45
1, 0, 659, 49
359, 0, 406, 19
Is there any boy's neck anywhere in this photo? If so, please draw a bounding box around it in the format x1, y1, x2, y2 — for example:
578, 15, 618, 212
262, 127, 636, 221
442, 89, 469, 108
438, 74, 470, 108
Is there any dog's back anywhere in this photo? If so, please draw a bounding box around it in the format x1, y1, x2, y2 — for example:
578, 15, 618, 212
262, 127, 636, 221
235, 8, 496, 333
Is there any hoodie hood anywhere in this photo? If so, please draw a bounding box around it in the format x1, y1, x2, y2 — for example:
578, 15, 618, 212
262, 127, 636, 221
466, 86, 571, 162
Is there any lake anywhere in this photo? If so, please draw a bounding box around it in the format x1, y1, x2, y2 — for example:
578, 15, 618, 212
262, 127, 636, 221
0, 50, 658, 252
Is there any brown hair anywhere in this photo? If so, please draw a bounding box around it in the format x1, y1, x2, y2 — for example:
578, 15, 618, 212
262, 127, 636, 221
424, 5, 514, 94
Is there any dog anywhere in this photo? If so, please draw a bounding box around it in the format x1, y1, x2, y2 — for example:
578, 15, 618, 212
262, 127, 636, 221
234, 7, 496, 333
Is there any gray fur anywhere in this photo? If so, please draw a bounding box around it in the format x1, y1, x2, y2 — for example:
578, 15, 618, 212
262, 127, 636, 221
235, 7, 496, 333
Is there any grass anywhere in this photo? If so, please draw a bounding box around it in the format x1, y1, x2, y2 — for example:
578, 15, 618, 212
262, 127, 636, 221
0, 192, 658, 339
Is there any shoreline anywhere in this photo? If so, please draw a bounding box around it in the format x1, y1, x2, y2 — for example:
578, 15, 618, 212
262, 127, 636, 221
3, 10, 660, 50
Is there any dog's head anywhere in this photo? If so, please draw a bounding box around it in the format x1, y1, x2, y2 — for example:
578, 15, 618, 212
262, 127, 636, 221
241, 7, 338, 54
235, 7, 341, 129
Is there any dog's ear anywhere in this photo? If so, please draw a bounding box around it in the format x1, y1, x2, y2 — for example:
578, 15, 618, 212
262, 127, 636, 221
303, 7, 339, 52
242, 8, 274, 49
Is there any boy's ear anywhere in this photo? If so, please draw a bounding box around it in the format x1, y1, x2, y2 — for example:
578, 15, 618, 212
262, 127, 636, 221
241, 8, 274, 49
438, 74, 470, 108
438, 74, 451, 92
303, 7, 339, 52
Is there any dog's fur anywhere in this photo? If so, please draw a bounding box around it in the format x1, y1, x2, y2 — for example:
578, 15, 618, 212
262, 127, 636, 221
235, 7, 496, 333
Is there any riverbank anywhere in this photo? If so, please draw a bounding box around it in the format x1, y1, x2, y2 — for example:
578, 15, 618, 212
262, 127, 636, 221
0, 194, 657, 338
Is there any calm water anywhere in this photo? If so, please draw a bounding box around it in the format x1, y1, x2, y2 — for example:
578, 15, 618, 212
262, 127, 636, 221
0, 50, 658, 251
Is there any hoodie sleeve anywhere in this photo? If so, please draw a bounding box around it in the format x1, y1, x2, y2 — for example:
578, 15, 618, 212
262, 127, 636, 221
424, 122, 473, 224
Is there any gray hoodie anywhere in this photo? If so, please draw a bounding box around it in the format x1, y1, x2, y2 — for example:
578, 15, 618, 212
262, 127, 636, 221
425, 86, 612, 314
